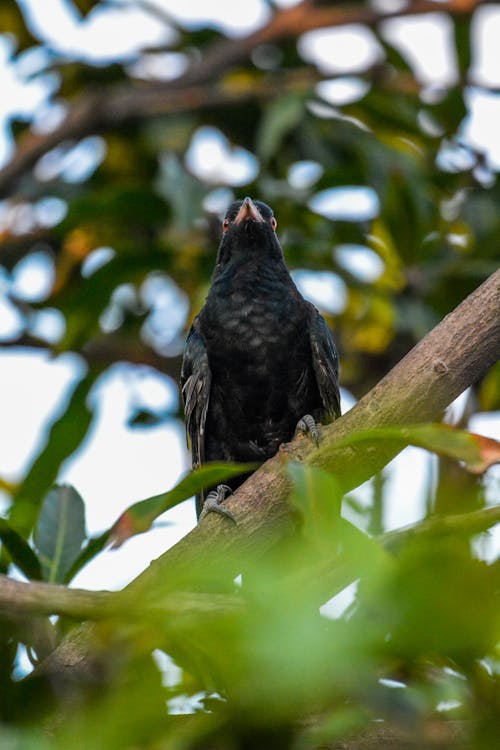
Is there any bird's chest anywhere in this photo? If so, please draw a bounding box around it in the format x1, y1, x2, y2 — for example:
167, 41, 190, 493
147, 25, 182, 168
199, 266, 318, 450
202, 275, 305, 371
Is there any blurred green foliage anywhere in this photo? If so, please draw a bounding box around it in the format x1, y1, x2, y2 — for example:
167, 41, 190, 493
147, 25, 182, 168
0, 1, 499, 748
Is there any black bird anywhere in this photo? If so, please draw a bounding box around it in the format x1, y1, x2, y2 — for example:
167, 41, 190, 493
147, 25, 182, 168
181, 197, 340, 520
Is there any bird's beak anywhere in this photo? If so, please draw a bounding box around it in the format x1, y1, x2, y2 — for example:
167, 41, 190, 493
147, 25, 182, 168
234, 197, 264, 224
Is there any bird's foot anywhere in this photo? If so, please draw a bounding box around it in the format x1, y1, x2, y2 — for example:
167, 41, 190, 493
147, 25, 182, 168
296, 414, 320, 446
199, 484, 236, 523
248, 440, 268, 458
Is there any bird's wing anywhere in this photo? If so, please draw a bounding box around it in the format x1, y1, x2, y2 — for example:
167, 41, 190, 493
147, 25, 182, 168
180, 318, 211, 470
308, 305, 341, 420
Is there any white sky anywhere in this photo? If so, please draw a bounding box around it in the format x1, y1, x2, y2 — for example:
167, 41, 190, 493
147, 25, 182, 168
0, 1, 499, 592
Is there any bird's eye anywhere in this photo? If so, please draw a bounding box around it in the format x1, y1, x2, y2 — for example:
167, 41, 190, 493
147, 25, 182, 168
222, 218, 230, 232
271, 217, 277, 231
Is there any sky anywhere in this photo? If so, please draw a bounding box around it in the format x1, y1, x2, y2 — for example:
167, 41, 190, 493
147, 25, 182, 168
0, 0, 499, 596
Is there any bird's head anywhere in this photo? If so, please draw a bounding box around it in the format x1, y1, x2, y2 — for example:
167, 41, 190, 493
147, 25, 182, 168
215, 197, 283, 266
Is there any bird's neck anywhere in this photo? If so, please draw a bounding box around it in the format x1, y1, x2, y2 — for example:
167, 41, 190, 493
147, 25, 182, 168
212, 251, 289, 285
206, 257, 299, 315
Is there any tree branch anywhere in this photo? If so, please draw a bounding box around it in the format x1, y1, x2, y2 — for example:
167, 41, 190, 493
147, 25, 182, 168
0, 0, 485, 198
381, 504, 500, 552
0, 574, 241, 622
1, 505, 497, 623
128, 269, 500, 597
0, 575, 114, 621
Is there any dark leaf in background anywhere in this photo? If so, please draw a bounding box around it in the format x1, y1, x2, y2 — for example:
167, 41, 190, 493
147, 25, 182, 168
34, 485, 86, 584
72, 1, 105, 18
0, 1, 38, 51
0, 518, 42, 580
256, 93, 307, 163
8, 369, 99, 537
127, 408, 165, 427
378, 37, 415, 76
453, 15, 472, 81
431, 86, 468, 137
157, 154, 207, 232
63, 528, 110, 584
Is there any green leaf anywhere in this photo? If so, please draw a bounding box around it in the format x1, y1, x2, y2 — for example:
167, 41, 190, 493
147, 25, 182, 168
378, 38, 414, 75
335, 423, 500, 474
0, 518, 42, 580
34, 485, 86, 583
157, 154, 206, 231
9, 369, 99, 537
453, 16, 471, 80
479, 361, 500, 412
431, 86, 467, 136
109, 462, 256, 547
364, 538, 500, 661
257, 93, 306, 163
288, 463, 342, 551
63, 529, 110, 584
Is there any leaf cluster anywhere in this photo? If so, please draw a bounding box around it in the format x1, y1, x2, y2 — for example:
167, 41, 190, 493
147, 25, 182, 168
0, 425, 498, 749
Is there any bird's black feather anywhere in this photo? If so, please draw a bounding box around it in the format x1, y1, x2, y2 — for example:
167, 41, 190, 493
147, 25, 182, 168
181, 322, 211, 463
180, 198, 340, 518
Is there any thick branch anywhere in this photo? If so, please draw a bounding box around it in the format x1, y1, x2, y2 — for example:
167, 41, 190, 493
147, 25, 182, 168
0, 0, 485, 198
131, 269, 500, 594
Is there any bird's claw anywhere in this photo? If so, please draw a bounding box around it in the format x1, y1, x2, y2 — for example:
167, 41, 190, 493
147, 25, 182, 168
199, 484, 236, 523
296, 414, 320, 445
